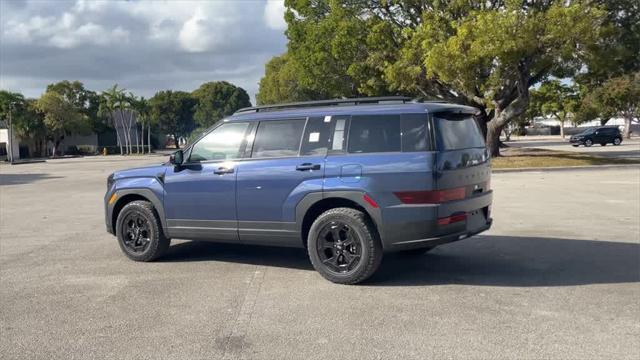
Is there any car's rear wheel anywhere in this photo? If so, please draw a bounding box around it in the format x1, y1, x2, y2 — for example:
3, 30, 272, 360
613, 138, 622, 145
307, 208, 382, 284
584, 139, 593, 147
116, 200, 170, 262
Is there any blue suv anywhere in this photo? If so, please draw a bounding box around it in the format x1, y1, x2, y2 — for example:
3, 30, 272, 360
105, 97, 492, 284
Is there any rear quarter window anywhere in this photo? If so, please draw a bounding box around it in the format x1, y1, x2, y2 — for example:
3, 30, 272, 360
435, 115, 485, 150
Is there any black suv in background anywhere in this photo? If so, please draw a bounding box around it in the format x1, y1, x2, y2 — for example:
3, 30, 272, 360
569, 126, 623, 147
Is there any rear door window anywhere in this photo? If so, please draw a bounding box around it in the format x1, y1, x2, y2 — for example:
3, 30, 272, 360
401, 114, 430, 152
435, 115, 485, 150
301, 116, 332, 156
348, 115, 401, 153
251, 119, 306, 158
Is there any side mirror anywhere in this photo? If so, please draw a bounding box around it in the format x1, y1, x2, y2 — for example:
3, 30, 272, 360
170, 150, 184, 166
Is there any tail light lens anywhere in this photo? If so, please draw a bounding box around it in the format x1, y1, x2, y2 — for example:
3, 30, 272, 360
394, 187, 466, 204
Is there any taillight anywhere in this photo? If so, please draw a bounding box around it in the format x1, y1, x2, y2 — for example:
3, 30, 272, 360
394, 187, 466, 204
437, 213, 467, 225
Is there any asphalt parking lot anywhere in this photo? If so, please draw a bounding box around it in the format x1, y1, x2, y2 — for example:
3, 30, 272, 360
1, 156, 639, 359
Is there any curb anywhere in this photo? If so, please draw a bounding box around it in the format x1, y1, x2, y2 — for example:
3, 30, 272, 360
492, 163, 640, 173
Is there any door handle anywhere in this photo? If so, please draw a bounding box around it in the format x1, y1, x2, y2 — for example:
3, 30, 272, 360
296, 163, 321, 171
214, 167, 234, 175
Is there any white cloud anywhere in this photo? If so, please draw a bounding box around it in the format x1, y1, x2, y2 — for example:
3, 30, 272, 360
264, 0, 286, 30
0, 0, 288, 102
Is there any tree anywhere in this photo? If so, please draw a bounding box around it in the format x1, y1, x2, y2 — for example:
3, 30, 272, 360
580, 73, 639, 139
263, 1, 607, 156
192, 81, 251, 128
256, 53, 330, 105
149, 91, 196, 148
35, 91, 91, 156
46, 81, 101, 130
131, 96, 151, 154
1, 91, 48, 157
533, 80, 579, 138
100, 85, 136, 154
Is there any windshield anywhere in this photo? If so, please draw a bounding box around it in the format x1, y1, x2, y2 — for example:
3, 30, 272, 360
435, 116, 485, 150
580, 128, 596, 135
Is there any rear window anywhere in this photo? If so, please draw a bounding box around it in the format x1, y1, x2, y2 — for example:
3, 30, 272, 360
348, 115, 401, 153
435, 116, 485, 150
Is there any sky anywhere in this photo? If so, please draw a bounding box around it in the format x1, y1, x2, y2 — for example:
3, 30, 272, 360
0, 0, 288, 104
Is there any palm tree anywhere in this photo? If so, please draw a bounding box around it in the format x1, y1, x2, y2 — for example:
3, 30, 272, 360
99, 85, 125, 155
131, 96, 151, 154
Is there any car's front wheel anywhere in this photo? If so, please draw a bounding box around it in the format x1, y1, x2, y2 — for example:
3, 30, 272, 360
584, 139, 593, 147
116, 200, 170, 262
307, 208, 383, 284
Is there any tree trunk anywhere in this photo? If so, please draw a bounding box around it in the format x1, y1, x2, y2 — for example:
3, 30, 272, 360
113, 114, 124, 155
560, 119, 565, 139
174, 134, 180, 149
623, 116, 632, 139
135, 123, 140, 154
147, 122, 151, 153
486, 120, 504, 157
140, 122, 144, 155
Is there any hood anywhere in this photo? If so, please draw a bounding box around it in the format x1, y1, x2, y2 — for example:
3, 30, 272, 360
112, 163, 167, 180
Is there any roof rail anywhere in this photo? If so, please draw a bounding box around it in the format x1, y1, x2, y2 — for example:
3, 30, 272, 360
234, 96, 414, 114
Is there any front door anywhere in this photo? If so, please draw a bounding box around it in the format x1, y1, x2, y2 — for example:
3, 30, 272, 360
163, 122, 251, 241
235, 117, 332, 246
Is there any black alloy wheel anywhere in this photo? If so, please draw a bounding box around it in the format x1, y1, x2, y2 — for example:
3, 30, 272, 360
316, 221, 362, 274
121, 211, 152, 253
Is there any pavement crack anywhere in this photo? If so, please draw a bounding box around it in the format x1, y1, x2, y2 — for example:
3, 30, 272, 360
219, 266, 266, 360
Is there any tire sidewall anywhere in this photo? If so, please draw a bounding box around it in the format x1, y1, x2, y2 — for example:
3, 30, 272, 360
614, 138, 621, 145
308, 210, 374, 283
585, 139, 593, 147
115, 201, 163, 261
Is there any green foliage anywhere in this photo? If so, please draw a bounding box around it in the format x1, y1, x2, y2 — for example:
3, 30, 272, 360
35, 90, 92, 141
47, 80, 101, 131
262, 1, 609, 155
257, 53, 328, 104
532, 80, 579, 124
192, 81, 251, 127
0, 91, 46, 140
149, 90, 196, 146
579, 73, 640, 127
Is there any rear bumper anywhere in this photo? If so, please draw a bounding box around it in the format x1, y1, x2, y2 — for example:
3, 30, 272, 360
387, 218, 492, 251
378, 190, 493, 251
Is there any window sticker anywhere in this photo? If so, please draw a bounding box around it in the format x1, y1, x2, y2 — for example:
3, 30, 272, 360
308, 132, 320, 142
324, 115, 332, 123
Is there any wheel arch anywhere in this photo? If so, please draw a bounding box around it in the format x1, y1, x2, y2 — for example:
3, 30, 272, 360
110, 189, 168, 235
296, 191, 383, 249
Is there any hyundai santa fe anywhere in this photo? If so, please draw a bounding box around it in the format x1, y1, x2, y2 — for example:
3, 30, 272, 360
104, 97, 493, 284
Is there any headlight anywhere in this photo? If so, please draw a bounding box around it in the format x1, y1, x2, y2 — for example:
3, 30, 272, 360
107, 174, 115, 189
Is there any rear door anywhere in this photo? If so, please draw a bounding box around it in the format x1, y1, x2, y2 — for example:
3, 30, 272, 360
432, 113, 491, 231
235, 117, 330, 246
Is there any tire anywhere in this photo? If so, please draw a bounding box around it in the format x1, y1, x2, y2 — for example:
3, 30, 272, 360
307, 207, 383, 284
400, 246, 436, 256
600, 143, 607, 146
613, 138, 622, 145
116, 200, 170, 262
584, 139, 593, 147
